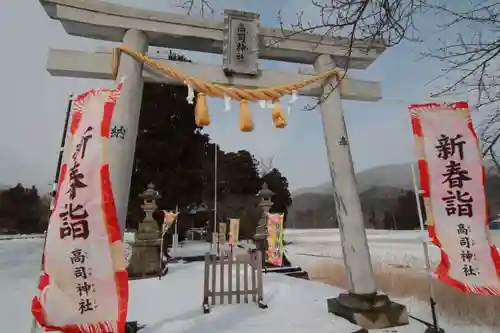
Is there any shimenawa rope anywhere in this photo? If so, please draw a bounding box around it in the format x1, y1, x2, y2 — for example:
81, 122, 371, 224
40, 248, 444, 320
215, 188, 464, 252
111, 46, 343, 132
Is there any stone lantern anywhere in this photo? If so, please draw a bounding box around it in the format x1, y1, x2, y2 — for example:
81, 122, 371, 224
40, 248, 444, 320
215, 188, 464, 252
128, 183, 162, 279
137, 183, 162, 239
253, 182, 274, 266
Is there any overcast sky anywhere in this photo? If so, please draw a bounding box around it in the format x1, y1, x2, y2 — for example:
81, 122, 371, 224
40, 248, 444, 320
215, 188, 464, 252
0, 0, 477, 193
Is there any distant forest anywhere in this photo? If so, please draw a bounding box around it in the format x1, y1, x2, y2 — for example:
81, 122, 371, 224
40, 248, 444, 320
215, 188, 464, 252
0, 184, 50, 234
3, 174, 500, 234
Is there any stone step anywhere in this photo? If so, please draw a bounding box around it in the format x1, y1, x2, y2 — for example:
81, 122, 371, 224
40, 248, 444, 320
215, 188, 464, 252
265, 266, 303, 274
264, 266, 310, 280
286, 270, 310, 280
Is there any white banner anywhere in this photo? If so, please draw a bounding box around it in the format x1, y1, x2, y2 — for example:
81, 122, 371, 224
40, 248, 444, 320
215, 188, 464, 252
32, 84, 128, 332
411, 102, 500, 295
229, 218, 240, 247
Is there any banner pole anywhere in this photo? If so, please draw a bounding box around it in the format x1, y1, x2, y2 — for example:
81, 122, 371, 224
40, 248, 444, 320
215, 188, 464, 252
173, 206, 177, 256
217, 223, 220, 256
159, 232, 163, 280
159, 212, 164, 280
406, 105, 443, 333
173, 206, 178, 257
31, 93, 74, 333
213, 143, 218, 253
411, 163, 441, 332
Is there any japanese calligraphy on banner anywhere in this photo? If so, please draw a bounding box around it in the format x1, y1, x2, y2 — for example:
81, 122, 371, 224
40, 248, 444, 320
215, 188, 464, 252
32, 83, 129, 332
266, 213, 284, 266
219, 222, 227, 245
229, 218, 240, 247
162, 211, 178, 236
410, 102, 500, 295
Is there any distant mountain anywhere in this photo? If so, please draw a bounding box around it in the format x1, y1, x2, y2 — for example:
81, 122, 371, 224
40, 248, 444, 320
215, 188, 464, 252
288, 163, 418, 229
292, 163, 416, 197
293, 159, 500, 197
287, 185, 403, 229
288, 162, 500, 229
292, 183, 332, 196
0, 184, 9, 192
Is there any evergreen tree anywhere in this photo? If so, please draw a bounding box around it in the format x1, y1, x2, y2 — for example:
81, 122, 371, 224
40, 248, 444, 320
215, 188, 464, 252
126, 51, 291, 239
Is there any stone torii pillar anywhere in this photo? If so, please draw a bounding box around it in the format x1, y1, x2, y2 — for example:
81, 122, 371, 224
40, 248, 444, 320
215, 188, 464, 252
314, 54, 408, 329
110, 29, 149, 237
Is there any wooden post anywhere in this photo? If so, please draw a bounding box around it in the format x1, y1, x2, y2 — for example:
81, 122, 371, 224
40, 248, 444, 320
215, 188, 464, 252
256, 251, 267, 308
220, 252, 225, 305
243, 255, 249, 304
202, 253, 211, 314
211, 254, 216, 306
251, 252, 257, 303
236, 256, 241, 304
228, 252, 233, 305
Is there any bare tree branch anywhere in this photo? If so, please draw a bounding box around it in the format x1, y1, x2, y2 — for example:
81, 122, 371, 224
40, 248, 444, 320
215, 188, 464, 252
258, 156, 275, 177
276, 1, 500, 163
275, 0, 425, 110
418, 1, 500, 168
170, 0, 215, 17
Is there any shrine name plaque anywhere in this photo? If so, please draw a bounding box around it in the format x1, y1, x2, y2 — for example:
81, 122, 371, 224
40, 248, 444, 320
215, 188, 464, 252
223, 10, 260, 76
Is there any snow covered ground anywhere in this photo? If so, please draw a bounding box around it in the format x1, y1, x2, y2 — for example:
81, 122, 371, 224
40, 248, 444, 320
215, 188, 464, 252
1, 230, 498, 332
0, 234, 44, 240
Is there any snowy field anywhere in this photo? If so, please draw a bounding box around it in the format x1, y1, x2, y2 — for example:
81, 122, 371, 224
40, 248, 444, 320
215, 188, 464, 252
1, 230, 498, 332
0, 234, 44, 240
285, 229, 500, 270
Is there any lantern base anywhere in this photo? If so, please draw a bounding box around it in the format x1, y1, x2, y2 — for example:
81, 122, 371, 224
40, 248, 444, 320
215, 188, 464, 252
127, 238, 162, 279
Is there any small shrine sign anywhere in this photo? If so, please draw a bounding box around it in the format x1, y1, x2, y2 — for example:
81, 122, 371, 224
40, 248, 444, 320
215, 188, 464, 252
223, 10, 260, 76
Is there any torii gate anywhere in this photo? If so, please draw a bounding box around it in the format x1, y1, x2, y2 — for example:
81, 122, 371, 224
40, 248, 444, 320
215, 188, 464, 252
39, 0, 408, 329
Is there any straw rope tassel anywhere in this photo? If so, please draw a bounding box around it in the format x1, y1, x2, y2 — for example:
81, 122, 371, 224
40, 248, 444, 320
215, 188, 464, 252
239, 100, 254, 132
271, 98, 287, 128
195, 93, 210, 126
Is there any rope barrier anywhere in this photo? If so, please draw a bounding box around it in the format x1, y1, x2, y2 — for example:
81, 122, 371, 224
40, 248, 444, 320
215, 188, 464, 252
111, 46, 343, 132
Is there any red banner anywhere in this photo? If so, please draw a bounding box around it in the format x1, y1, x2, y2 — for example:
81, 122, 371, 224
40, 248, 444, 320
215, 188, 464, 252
32, 83, 128, 332
410, 102, 500, 295
162, 210, 178, 236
